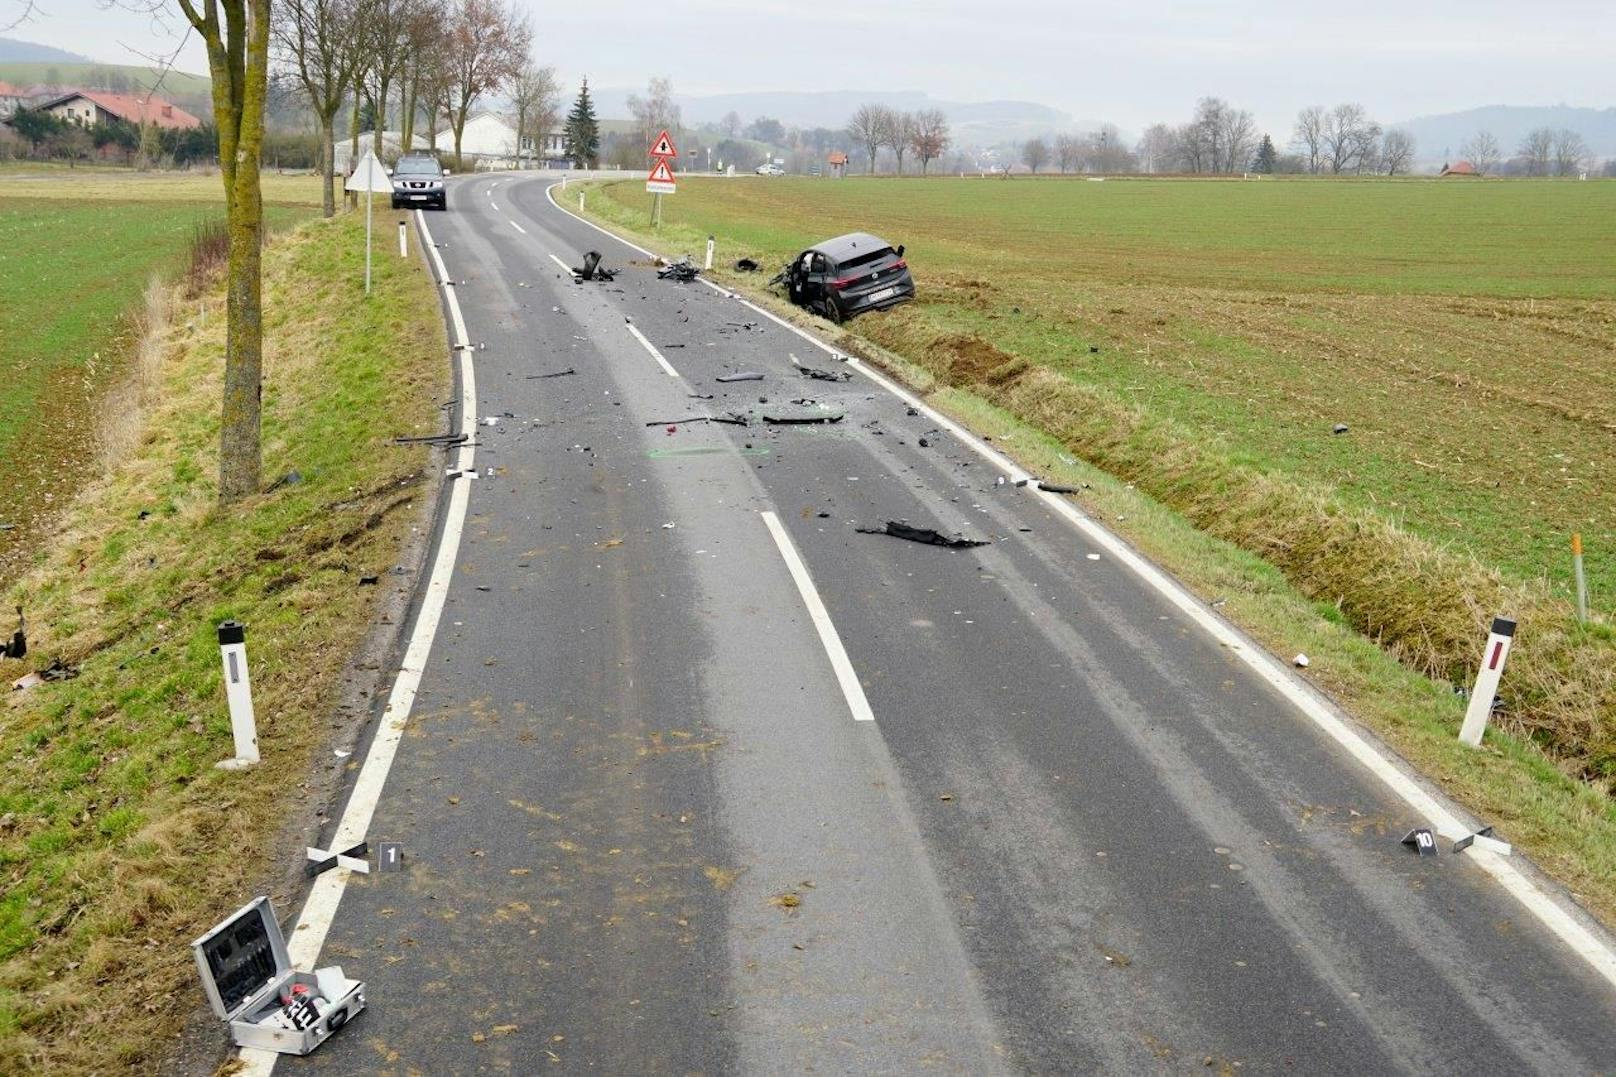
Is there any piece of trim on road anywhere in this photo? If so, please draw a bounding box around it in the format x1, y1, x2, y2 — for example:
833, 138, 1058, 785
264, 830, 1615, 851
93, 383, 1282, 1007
546, 179, 1616, 992
626, 321, 680, 377
235, 208, 481, 1077
760, 511, 876, 723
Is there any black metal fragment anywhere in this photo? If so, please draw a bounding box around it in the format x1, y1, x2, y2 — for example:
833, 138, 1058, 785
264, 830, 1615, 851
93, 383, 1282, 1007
716, 372, 765, 383
735, 258, 760, 271
525, 368, 577, 379
855, 521, 989, 549
799, 366, 851, 382
392, 432, 469, 446
657, 258, 700, 281
1037, 481, 1082, 494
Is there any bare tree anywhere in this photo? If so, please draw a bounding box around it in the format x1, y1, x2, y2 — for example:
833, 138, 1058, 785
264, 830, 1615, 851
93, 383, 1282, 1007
626, 75, 680, 152
884, 110, 915, 174
1517, 127, 1554, 176
174, 0, 272, 501
1054, 133, 1083, 174
443, 0, 530, 167
909, 108, 949, 174
1380, 129, 1415, 176
273, 0, 370, 216
1322, 103, 1381, 174
1292, 105, 1324, 174
847, 103, 888, 174
1459, 130, 1501, 175
360, 0, 414, 155
1021, 137, 1049, 173
720, 110, 741, 138
1552, 128, 1589, 176
1216, 105, 1257, 173
509, 63, 559, 167
1135, 123, 1176, 173
1089, 123, 1136, 173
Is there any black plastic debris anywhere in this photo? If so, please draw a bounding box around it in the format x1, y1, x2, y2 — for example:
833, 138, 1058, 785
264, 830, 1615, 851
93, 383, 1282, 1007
646, 414, 750, 428
657, 257, 700, 282
1332, 423, 1350, 435
265, 470, 303, 493
1037, 481, 1083, 494
799, 366, 851, 382
358, 575, 380, 586
1, 607, 24, 661
525, 367, 577, 379
763, 402, 843, 424
37, 657, 79, 682
572, 250, 617, 281
392, 432, 468, 447
735, 258, 760, 272
856, 521, 989, 549
716, 372, 765, 383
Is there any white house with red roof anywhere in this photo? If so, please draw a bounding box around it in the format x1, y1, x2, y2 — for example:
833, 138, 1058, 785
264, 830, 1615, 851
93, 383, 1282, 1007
37, 89, 202, 130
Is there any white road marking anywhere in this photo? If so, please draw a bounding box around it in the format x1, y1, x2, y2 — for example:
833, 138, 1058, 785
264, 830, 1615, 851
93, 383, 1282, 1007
626, 321, 679, 377
509, 219, 527, 235
546, 179, 1616, 992
760, 511, 876, 723
237, 209, 481, 1077
547, 252, 572, 273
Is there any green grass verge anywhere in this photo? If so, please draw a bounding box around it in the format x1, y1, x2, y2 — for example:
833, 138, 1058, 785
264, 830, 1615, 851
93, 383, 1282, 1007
571, 178, 1616, 932
0, 208, 447, 1071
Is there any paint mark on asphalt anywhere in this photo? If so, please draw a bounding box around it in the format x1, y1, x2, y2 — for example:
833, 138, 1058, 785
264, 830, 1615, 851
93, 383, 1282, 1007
626, 321, 679, 377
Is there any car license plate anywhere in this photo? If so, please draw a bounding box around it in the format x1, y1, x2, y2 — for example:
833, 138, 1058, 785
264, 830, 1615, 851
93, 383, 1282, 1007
410, 194, 427, 200
868, 286, 897, 302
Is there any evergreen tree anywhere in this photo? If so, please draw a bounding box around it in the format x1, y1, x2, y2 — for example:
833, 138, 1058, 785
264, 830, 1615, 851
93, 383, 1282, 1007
565, 77, 600, 168
1252, 134, 1277, 174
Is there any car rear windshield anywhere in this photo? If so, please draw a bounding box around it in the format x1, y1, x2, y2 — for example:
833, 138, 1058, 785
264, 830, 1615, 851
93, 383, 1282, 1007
838, 247, 895, 273
395, 159, 440, 175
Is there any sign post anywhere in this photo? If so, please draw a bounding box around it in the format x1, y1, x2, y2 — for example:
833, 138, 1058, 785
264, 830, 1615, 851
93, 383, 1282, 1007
344, 151, 393, 295
1458, 616, 1516, 747
646, 128, 678, 228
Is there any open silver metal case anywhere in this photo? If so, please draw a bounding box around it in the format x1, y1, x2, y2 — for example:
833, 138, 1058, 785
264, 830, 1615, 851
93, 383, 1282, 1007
192, 896, 366, 1055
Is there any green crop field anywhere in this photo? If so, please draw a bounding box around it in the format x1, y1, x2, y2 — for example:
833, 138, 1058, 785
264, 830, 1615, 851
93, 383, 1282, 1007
592, 175, 1616, 606
0, 172, 320, 586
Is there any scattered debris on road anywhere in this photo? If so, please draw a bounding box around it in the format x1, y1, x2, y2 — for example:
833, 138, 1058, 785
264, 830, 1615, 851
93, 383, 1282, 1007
657, 257, 700, 282
763, 402, 844, 424
799, 365, 851, 383
645, 413, 750, 428
856, 521, 989, 549
716, 372, 765, 383
391, 432, 468, 447
525, 367, 576, 379
1037, 481, 1085, 494
571, 251, 616, 281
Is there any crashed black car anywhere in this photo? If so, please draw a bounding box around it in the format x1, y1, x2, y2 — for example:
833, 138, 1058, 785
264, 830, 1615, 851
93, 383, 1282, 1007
777, 232, 914, 322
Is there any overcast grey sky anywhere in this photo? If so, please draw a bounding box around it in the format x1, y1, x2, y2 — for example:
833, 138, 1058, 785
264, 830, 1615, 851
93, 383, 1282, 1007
7, 0, 1614, 133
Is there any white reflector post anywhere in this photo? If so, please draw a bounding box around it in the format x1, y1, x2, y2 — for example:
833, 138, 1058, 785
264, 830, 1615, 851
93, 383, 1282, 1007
215, 620, 260, 768
398, 219, 407, 258
705, 235, 715, 270
1459, 616, 1516, 747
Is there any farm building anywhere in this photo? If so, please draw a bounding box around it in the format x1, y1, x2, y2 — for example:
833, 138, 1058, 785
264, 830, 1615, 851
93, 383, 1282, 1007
1439, 160, 1480, 177
36, 89, 201, 130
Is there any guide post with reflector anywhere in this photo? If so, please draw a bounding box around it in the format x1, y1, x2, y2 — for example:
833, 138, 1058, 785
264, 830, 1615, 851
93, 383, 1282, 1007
215, 620, 260, 769
1458, 616, 1516, 747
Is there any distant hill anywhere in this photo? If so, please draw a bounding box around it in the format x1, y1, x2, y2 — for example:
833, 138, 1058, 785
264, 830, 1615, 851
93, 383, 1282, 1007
1394, 105, 1616, 161
0, 36, 90, 64
0, 60, 212, 116
590, 88, 1083, 149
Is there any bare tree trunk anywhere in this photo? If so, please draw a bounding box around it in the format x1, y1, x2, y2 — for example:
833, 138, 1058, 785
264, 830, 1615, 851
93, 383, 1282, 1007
320, 116, 336, 218
372, 76, 391, 155
220, 158, 264, 502
400, 74, 415, 151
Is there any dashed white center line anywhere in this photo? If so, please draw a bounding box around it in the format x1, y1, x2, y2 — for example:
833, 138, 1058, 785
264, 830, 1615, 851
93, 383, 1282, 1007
626, 321, 679, 377
509, 219, 527, 235
547, 252, 571, 273
760, 511, 876, 723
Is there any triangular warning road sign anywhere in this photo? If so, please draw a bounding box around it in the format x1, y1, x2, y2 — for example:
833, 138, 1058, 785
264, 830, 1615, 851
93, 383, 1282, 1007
649, 129, 678, 158
647, 158, 676, 184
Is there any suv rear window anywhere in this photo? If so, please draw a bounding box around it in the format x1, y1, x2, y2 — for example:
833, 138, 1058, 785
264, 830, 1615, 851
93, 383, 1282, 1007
837, 247, 895, 272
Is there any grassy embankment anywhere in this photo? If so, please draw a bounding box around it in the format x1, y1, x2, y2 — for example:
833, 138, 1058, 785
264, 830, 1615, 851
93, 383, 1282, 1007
581, 174, 1616, 925
0, 171, 323, 588
0, 204, 448, 1071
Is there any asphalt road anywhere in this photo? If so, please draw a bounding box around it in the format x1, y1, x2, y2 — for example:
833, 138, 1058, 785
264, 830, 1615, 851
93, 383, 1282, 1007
288, 175, 1616, 1074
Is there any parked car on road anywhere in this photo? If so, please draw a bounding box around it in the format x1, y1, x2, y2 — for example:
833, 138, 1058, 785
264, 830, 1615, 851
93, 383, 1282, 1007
754, 163, 785, 176
390, 153, 449, 210
774, 232, 915, 322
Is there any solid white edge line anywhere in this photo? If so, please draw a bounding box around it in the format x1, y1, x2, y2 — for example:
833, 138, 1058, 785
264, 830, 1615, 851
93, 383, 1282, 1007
236, 209, 480, 1077
760, 511, 876, 723
545, 180, 1616, 993
626, 321, 679, 377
